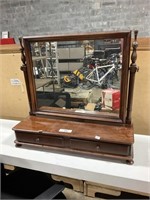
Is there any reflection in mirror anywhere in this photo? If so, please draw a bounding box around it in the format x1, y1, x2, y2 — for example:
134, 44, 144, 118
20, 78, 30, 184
30, 38, 123, 115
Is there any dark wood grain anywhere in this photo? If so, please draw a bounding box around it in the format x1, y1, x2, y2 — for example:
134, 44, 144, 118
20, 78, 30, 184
13, 116, 133, 163
13, 116, 134, 144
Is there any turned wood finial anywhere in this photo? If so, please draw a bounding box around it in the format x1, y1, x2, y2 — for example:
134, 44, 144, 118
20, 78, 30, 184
19, 37, 26, 71
130, 30, 139, 72
126, 30, 139, 124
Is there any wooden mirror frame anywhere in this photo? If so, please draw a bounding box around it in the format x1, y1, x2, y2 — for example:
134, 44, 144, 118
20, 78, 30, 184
19, 31, 138, 125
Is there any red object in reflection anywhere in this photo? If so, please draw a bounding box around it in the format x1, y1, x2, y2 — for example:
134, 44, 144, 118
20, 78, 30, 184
0, 38, 15, 45
102, 89, 120, 110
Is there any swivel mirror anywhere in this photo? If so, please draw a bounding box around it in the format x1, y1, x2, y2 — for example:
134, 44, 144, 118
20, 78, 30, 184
13, 31, 138, 164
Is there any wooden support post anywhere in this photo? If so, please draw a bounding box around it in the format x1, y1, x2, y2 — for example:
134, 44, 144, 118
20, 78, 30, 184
126, 30, 139, 124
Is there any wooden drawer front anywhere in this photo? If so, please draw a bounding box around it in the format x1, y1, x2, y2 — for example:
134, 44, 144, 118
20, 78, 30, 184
100, 142, 130, 156
70, 139, 100, 153
70, 139, 130, 156
15, 132, 64, 147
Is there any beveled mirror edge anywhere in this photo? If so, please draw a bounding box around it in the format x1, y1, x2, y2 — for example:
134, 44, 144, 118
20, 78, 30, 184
20, 31, 135, 125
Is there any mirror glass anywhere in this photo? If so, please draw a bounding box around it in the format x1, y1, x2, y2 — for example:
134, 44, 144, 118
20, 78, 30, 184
30, 38, 123, 115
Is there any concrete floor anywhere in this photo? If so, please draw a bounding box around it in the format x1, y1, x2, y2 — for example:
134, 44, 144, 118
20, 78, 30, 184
36, 76, 121, 112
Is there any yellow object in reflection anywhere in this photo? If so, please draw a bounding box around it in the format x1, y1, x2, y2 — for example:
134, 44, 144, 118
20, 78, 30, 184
64, 76, 71, 82
73, 70, 84, 80
64, 69, 84, 83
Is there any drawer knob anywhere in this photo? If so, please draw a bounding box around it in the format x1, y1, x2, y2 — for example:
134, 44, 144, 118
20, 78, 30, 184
36, 138, 40, 142
96, 145, 100, 151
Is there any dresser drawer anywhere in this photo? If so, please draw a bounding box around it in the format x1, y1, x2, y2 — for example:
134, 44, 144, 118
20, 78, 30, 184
15, 131, 64, 147
70, 138, 130, 156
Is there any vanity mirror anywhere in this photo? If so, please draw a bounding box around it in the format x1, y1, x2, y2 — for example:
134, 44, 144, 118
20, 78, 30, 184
13, 31, 138, 164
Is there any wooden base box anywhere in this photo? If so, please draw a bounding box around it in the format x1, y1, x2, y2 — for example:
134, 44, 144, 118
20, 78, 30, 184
13, 116, 134, 164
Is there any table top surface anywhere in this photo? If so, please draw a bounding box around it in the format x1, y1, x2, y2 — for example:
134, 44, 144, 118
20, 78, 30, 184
0, 118, 150, 195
